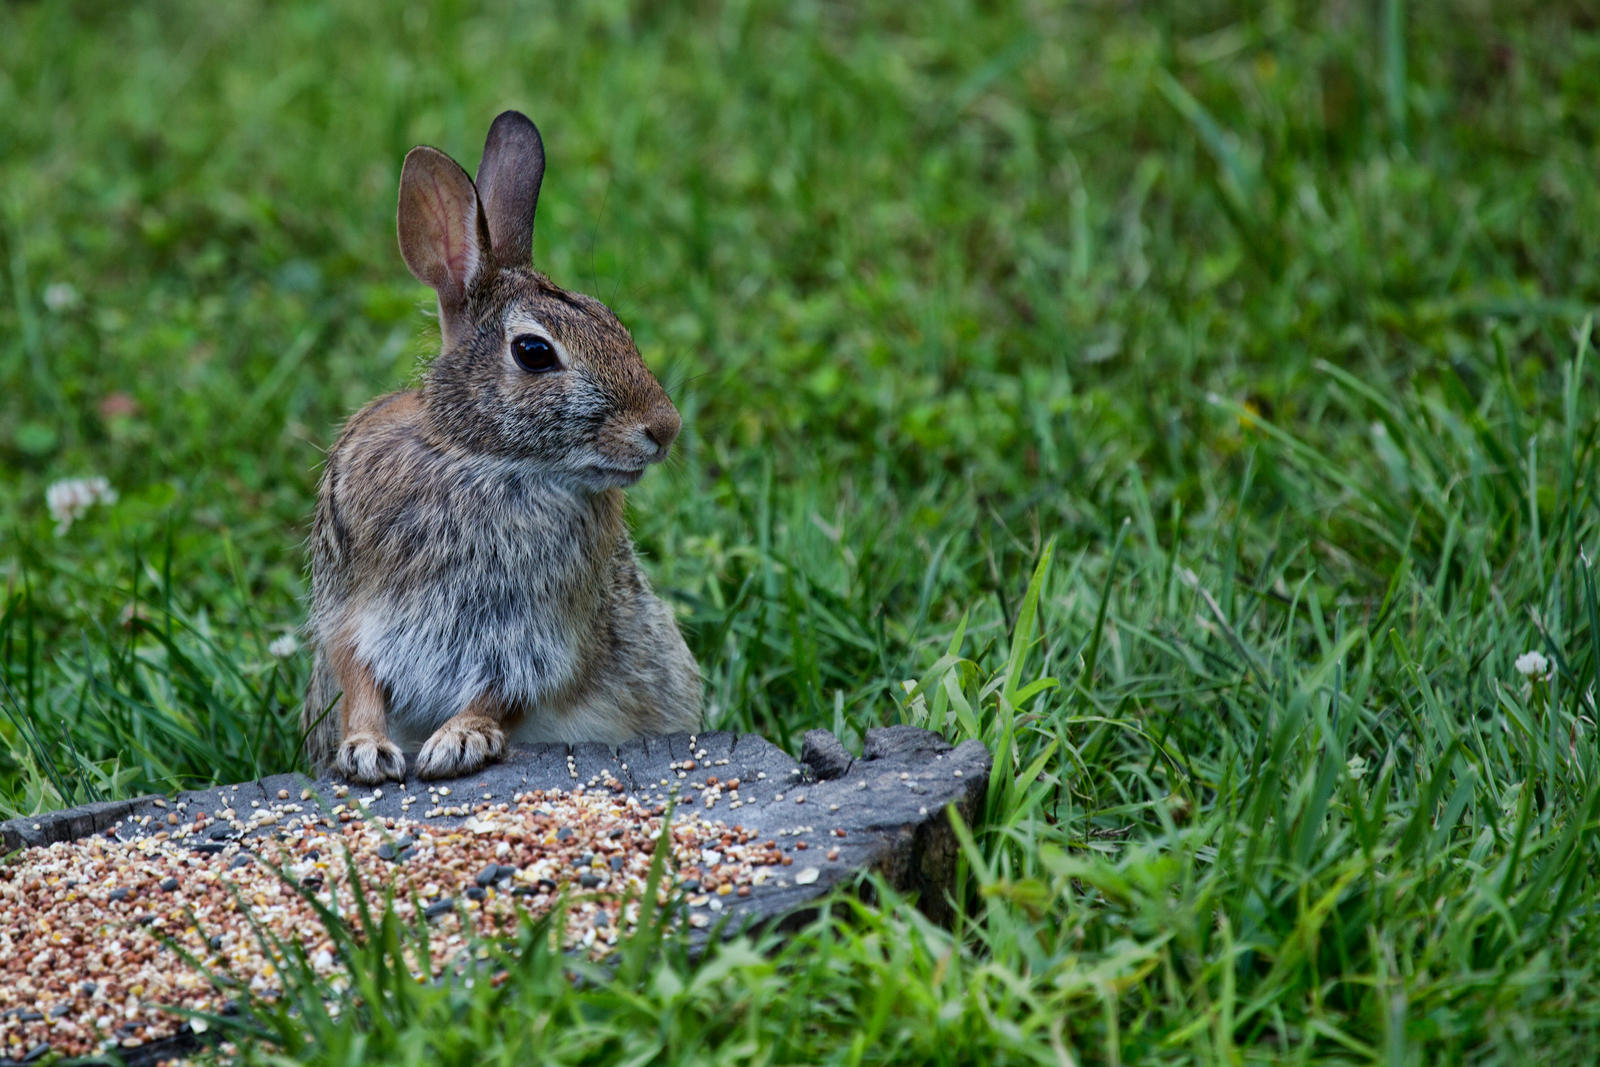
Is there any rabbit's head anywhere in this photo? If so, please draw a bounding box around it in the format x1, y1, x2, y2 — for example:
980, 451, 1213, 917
397, 111, 679, 490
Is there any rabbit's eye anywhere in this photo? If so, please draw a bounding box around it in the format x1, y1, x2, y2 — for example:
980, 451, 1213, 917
511, 334, 560, 373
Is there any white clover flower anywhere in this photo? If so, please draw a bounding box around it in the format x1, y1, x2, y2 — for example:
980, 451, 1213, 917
268, 634, 300, 658
42, 282, 80, 312
45, 476, 118, 535
1346, 755, 1369, 781
1515, 651, 1551, 681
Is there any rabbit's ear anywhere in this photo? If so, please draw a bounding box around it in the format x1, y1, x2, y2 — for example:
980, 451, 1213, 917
398, 146, 491, 344
475, 110, 545, 269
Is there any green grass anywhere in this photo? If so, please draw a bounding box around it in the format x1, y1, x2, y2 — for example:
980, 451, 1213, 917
3, 0, 1600, 1062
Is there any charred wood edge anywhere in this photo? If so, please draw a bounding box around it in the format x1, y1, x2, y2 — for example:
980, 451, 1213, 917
799, 729, 854, 781
0, 796, 162, 858
771, 726, 989, 934
0, 727, 991, 1066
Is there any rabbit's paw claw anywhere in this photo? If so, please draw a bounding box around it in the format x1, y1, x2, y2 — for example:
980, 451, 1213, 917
416, 717, 506, 780
337, 733, 407, 783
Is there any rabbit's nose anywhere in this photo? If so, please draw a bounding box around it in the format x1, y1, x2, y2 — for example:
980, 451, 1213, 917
640, 404, 682, 459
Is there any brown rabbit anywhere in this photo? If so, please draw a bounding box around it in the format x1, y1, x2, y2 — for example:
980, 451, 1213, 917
302, 111, 701, 784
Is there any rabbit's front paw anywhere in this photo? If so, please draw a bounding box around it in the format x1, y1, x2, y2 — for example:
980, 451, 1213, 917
416, 715, 506, 780
337, 732, 408, 784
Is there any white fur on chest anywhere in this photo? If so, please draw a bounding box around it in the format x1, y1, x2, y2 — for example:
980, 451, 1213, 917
346, 462, 616, 750
350, 588, 578, 749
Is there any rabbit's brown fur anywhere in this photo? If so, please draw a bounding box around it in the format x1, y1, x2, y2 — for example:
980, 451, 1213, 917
302, 112, 701, 783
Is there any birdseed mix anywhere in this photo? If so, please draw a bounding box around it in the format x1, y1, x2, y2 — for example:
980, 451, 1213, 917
0, 787, 792, 1063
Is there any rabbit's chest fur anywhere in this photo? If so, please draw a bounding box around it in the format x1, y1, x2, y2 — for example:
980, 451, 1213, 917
315, 422, 641, 746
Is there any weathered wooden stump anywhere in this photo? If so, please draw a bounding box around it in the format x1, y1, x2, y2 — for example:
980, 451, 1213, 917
0, 726, 989, 1066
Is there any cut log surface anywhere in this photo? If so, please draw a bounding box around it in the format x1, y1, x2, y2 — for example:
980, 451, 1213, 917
0, 726, 989, 1067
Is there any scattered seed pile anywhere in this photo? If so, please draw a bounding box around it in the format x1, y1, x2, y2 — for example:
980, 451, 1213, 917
0, 786, 806, 1063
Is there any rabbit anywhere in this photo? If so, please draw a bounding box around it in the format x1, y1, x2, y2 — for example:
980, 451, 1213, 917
301, 110, 702, 784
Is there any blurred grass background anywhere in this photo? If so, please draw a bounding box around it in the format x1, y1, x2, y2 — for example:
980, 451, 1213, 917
3, 0, 1600, 1062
